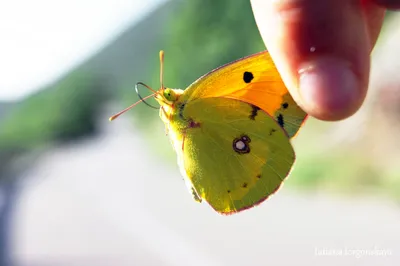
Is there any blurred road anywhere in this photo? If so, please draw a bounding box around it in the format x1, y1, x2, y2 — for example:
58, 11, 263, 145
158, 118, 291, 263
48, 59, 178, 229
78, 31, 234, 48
10, 110, 400, 266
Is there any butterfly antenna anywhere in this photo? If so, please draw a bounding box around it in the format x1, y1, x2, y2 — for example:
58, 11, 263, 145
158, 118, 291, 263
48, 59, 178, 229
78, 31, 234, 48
160, 50, 165, 91
135, 82, 159, 109
136, 82, 158, 94
109, 93, 156, 121
110, 51, 168, 121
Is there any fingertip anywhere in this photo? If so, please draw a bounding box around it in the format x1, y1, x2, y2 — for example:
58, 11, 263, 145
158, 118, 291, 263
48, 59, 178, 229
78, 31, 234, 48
250, 0, 372, 121
298, 56, 366, 121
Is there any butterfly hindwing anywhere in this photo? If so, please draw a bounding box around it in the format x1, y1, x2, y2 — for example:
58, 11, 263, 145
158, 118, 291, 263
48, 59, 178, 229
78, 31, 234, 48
181, 51, 307, 139
179, 97, 295, 214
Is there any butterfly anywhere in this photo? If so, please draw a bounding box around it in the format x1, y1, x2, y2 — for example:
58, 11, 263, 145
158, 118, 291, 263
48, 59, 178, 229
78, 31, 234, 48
110, 50, 307, 215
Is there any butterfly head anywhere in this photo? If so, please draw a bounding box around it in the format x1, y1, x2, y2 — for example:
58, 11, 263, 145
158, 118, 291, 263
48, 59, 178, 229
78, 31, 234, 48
109, 50, 180, 121
155, 87, 183, 105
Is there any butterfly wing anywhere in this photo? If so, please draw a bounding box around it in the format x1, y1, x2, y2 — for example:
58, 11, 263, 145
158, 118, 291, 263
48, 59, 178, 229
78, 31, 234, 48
179, 97, 295, 214
180, 51, 307, 139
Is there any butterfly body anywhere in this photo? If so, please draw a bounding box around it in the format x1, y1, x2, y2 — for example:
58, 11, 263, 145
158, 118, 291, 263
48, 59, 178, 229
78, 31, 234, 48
111, 50, 307, 215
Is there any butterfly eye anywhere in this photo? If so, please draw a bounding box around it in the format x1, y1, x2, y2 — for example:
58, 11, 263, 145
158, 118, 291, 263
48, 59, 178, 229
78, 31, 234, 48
163, 88, 176, 101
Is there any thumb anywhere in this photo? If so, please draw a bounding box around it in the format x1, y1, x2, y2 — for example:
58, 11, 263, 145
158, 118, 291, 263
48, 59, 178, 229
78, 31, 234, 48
251, 0, 385, 121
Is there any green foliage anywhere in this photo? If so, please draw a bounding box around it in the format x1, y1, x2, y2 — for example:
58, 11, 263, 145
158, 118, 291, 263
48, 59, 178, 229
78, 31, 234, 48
0, 71, 107, 151
285, 148, 400, 203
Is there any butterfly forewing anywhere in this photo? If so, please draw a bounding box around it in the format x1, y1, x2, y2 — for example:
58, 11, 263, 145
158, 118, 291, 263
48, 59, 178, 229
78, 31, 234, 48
181, 51, 307, 139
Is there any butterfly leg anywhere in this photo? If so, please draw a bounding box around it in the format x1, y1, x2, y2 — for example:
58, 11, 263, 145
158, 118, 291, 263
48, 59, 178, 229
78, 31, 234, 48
181, 131, 186, 151
181, 119, 201, 151
184, 177, 202, 203
160, 106, 170, 135
191, 186, 202, 203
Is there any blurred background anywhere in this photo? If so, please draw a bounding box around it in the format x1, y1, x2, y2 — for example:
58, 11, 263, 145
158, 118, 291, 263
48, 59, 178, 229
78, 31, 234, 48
1, 0, 400, 265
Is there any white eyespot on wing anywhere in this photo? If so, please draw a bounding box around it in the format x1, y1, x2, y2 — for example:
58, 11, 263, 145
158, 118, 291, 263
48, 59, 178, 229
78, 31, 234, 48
235, 140, 246, 151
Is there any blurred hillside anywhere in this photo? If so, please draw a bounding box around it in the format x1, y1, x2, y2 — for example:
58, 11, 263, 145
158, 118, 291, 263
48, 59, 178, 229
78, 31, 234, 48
0, 102, 13, 122
0, 0, 177, 180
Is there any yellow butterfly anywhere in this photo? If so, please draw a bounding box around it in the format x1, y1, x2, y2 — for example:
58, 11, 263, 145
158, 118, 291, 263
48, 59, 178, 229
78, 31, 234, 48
110, 50, 307, 215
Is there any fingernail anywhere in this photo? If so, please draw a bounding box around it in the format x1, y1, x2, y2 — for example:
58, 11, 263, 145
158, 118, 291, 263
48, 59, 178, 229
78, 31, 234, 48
298, 56, 360, 120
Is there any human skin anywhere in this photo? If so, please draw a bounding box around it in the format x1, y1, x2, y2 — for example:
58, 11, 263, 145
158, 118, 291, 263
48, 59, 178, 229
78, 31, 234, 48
251, 0, 400, 121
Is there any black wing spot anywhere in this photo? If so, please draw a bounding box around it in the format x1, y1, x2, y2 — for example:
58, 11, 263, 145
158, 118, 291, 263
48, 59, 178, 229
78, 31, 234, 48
227, 190, 231, 193
282, 102, 289, 109
277, 114, 284, 128
243, 71, 254, 83
256, 174, 261, 179
242, 183, 248, 188
233, 135, 251, 154
249, 105, 260, 120
269, 128, 277, 136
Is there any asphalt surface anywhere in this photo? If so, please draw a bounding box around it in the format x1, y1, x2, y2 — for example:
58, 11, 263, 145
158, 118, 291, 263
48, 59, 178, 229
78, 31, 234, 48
10, 114, 400, 266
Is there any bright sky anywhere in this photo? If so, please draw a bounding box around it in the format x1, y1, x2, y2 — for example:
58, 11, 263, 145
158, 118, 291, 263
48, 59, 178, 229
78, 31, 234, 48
0, 0, 167, 101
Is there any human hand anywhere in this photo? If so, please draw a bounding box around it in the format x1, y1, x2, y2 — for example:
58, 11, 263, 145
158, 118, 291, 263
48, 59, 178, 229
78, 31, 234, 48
251, 0, 400, 121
